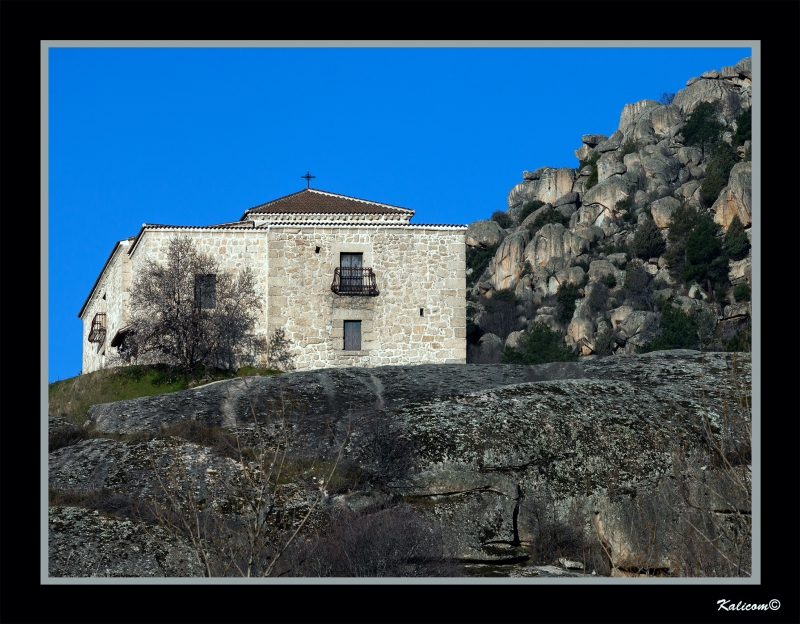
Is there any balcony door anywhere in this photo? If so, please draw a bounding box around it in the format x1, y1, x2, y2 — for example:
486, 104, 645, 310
340, 253, 363, 293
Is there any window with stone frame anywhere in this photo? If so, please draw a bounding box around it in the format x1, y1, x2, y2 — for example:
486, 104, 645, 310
340, 253, 363, 293
343, 320, 361, 351
194, 274, 217, 309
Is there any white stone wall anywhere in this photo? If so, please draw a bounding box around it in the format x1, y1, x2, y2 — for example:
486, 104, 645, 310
81, 241, 131, 374
83, 224, 466, 374
267, 225, 466, 370
128, 228, 271, 366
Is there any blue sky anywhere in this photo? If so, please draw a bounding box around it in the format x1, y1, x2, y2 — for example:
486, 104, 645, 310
46, 44, 752, 383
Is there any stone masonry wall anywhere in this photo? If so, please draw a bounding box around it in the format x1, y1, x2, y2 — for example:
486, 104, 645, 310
84, 224, 466, 374
81, 242, 131, 374
126, 228, 271, 366
267, 225, 466, 370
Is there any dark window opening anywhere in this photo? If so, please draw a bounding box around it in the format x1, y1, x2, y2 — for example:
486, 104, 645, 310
343, 320, 362, 351
194, 274, 217, 309
340, 253, 363, 292
420, 308, 424, 317
315, 246, 321, 254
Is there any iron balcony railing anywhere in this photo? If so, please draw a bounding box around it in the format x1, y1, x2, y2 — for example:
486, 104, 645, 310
88, 312, 107, 343
331, 267, 379, 296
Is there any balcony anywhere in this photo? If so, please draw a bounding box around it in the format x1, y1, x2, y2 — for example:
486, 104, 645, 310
331, 267, 379, 296
88, 312, 107, 343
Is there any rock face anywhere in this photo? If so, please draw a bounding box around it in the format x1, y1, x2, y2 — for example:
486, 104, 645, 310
508, 167, 576, 211
524, 224, 588, 268
713, 162, 752, 229
582, 176, 633, 211
468, 55, 752, 364
673, 75, 749, 123
49, 506, 203, 577
56, 352, 750, 577
651, 196, 681, 228
489, 230, 532, 290
466, 219, 506, 248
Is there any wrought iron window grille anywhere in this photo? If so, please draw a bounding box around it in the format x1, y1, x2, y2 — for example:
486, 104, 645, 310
88, 312, 107, 343
331, 267, 379, 296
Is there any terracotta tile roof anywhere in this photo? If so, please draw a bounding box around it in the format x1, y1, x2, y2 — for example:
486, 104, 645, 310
240, 188, 415, 220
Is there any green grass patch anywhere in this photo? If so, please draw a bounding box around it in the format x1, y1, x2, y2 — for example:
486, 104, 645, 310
49, 364, 283, 424
237, 366, 283, 378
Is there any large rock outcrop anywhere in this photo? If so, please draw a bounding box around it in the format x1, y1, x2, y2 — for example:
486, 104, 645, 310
712, 161, 752, 229
507, 167, 576, 212
58, 351, 751, 575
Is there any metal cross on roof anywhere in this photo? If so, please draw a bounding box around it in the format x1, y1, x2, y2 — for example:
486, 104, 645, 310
301, 171, 316, 188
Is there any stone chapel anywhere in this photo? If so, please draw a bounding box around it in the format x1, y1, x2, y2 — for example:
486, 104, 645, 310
79, 188, 467, 373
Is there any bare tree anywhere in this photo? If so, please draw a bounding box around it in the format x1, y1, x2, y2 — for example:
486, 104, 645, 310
145, 384, 349, 577
121, 236, 265, 375
279, 504, 460, 577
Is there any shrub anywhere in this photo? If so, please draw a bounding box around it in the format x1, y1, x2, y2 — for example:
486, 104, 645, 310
731, 107, 751, 146
622, 262, 654, 311
479, 294, 522, 342
48, 487, 142, 521
732, 283, 750, 302
466, 242, 500, 288
587, 283, 610, 316
618, 138, 639, 161
468, 340, 504, 364
599, 273, 617, 289
711, 286, 729, 306
637, 298, 701, 352
529, 206, 570, 232
664, 201, 700, 279
519, 487, 605, 569
658, 91, 676, 105
520, 260, 534, 278
593, 325, 616, 356
723, 214, 750, 260
586, 163, 599, 189
556, 282, 582, 324
491, 210, 514, 229
681, 215, 728, 288
700, 142, 739, 206
280, 504, 459, 577
725, 321, 751, 352
579, 151, 601, 190
466, 318, 483, 345
156, 419, 250, 462
501, 322, 578, 365
630, 218, 666, 260
680, 101, 723, 156
49, 417, 91, 452
598, 241, 630, 259
615, 196, 635, 222
491, 288, 519, 305
351, 414, 416, 490
518, 200, 545, 223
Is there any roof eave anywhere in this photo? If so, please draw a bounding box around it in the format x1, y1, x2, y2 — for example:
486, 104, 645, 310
78, 238, 132, 319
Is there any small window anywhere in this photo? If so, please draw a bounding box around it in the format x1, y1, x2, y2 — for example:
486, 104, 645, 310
420, 308, 424, 317
315, 246, 321, 254
194, 274, 216, 309
343, 321, 361, 351
340, 253, 364, 294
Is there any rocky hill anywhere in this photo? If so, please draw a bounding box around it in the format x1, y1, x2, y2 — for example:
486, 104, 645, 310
48, 57, 753, 578
465, 56, 752, 363
49, 350, 751, 577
